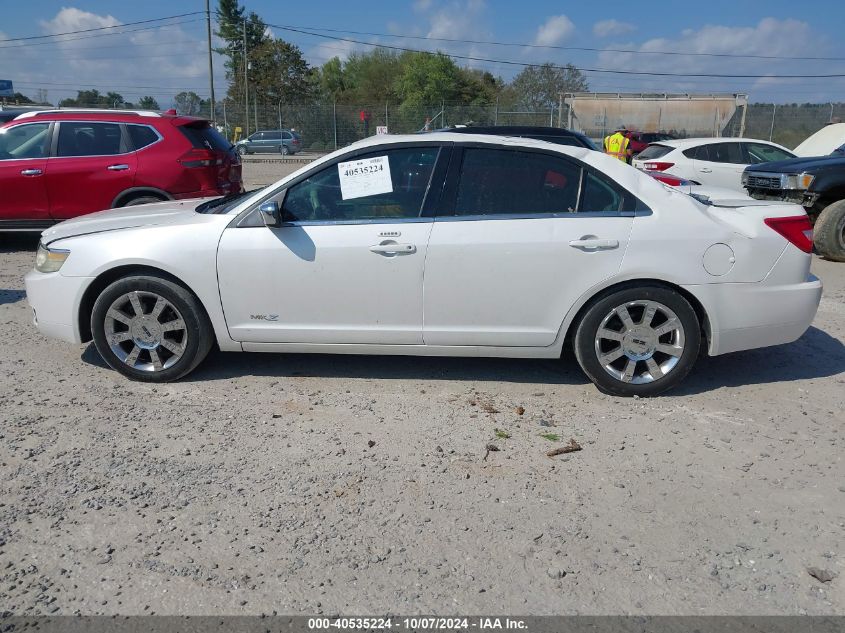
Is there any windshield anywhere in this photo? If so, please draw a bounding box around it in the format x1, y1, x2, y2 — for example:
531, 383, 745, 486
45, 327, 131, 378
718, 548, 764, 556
195, 188, 263, 214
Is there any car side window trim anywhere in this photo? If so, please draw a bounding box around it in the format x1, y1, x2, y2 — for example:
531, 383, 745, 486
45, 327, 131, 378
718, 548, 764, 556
233, 141, 449, 228
436, 142, 650, 220
51, 120, 133, 158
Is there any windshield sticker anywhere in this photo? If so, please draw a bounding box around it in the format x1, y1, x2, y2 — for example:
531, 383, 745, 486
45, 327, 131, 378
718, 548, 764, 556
338, 155, 392, 200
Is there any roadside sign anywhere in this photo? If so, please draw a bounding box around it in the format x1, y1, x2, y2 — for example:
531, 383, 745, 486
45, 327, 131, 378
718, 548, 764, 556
376, 125, 388, 135
0, 80, 13, 98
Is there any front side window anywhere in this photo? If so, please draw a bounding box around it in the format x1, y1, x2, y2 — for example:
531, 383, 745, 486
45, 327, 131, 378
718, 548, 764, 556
0, 123, 50, 160
57, 122, 123, 157
280, 146, 439, 222
453, 148, 581, 216
743, 143, 795, 164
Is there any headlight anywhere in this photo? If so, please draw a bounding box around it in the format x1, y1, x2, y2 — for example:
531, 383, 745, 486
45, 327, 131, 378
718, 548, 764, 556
35, 243, 70, 273
783, 173, 814, 190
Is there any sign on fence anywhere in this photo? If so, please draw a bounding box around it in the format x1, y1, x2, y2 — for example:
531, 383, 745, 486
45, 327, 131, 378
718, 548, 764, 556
376, 126, 388, 135
0, 80, 14, 98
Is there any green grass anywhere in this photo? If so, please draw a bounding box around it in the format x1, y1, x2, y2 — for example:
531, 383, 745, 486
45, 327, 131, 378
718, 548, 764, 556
494, 428, 511, 439
539, 433, 560, 442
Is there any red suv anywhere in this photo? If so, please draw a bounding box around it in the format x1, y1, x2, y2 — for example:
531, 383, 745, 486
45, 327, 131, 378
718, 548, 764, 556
0, 109, 242, 230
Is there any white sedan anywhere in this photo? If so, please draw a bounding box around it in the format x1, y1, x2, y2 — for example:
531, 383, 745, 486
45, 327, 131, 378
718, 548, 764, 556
25, 133, 822, 396
632, 137, 795, 190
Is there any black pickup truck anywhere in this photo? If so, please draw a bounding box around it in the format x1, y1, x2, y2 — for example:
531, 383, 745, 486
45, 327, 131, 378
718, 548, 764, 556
743, 148, 845, 261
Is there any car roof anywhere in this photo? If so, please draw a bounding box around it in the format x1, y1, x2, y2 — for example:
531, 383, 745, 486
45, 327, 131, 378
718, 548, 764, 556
447, 125, 584, 136
12, 109, 206, 126
654, 137, 782, 149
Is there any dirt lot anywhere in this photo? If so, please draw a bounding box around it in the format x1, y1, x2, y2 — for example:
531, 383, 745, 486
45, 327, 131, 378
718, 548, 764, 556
1, 160, 843, 616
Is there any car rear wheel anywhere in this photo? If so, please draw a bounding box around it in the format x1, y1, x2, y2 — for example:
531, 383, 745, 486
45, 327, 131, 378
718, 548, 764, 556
813, 199, 845, 262
236, 145, 248, 156
91, 275, 213, 382
573, 286, 701, 397
280, 145, 290, 156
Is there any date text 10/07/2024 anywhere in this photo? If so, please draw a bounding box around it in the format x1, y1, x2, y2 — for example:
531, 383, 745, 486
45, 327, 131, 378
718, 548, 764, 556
307, 617, 529, 630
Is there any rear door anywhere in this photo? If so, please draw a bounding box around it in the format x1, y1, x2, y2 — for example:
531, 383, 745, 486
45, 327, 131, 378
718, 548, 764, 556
0, 121, 52, 223
423, 145, 637, 347
45, 121, 137, 219
693, 142, 747, 189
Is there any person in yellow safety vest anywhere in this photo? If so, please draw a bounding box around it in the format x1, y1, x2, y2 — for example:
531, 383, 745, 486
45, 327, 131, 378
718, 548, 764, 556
603, 129, 631, 162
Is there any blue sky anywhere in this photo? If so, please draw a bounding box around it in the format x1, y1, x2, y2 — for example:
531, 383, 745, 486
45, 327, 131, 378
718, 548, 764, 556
2, 0, 844, 106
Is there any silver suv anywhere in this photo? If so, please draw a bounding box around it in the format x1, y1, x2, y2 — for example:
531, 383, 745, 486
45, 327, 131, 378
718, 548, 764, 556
235, 129, 302, 156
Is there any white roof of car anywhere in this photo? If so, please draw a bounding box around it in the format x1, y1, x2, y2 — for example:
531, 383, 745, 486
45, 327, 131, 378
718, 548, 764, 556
649, 137, 784, 149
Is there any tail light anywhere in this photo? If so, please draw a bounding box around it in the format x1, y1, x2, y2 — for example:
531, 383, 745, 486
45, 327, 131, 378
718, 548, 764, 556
178, 148, 222, 168
643, 161, 674, 172
764, 215, 814, 253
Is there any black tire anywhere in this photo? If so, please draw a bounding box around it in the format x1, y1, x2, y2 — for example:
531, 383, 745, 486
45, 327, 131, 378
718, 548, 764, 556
573, 285, 701, 397
280, 144, 290, 156
91, 274, 214, 382
121, 195, 166, 207
813, 200, 845, 263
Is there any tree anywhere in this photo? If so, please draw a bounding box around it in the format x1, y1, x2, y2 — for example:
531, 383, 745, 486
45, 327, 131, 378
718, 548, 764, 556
249, 39, 314, 104
137, 96, 160, 110
507, 63, 588, 110
340, 48, 402, 104
174, 91, 202, 115
7, 92, 35, 104
58, 89, 131, 108
216, 1, 270, 105
316, 57, 345, 102
395, 52, 466, 111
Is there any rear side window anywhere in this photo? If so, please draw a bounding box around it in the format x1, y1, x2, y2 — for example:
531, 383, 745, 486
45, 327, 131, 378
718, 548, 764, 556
636, 144, 673, 160
56, 122, 124, 157
179, 123, 231, 151
127, 125, 159, 151
579, 171, 624, 213
281, 132, 292, 140
704, 142, 744, 164
453, 148, 581, 216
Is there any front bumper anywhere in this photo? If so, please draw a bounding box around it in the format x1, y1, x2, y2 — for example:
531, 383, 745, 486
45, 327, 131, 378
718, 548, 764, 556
24, 269, 93, 344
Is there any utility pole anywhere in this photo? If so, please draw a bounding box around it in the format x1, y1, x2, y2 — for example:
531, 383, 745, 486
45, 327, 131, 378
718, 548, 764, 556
205, 0, 216, 125
243, 19, 249, 136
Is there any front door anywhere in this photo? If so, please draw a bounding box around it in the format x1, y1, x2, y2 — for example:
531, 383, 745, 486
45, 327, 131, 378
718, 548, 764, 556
46, 121, 137, 219
217, 145, 443, 344
423, 146, 635, 347
0, 122, 52, 223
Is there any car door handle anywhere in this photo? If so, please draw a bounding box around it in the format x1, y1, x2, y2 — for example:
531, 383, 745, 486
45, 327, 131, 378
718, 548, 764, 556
699, 167, 713, 173
568, 238, 619, 251
20, 168, 43, 176
107, 164, 130, 171
369, 243, 416, 254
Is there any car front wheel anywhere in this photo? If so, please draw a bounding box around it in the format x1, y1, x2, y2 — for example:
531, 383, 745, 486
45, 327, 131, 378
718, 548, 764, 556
91, 275, 213, 382
573, 286, 701, 397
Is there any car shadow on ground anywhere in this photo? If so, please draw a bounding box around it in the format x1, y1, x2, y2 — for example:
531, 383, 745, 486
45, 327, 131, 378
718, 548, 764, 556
0, 234, 39, 253
81, 326, 844, 392
0, 289, 26, 305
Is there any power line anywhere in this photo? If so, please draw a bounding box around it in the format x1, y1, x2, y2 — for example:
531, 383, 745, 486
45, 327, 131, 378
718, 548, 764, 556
267, 23, 845, 79
0, 19, 207, 49
258, 21, 845, 62
0, 11, 205, 43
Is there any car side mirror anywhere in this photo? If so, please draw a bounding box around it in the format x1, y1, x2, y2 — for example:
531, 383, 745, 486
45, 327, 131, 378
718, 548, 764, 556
259, 201, 281, 228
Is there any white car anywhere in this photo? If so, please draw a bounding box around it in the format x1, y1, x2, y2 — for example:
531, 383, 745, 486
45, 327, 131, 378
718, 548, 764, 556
632, 138, 795, 191
25, 133, 822, 396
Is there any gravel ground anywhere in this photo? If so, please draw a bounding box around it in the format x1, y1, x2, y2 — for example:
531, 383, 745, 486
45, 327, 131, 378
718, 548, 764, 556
0, 161, 843, 615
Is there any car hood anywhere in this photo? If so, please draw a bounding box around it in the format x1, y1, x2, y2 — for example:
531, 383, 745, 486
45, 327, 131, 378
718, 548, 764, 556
744, 155, 845, 173
40, 198, 218, 245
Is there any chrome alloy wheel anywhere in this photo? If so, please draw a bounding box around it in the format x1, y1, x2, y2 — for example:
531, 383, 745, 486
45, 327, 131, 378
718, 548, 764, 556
594, 300, 685, 385
104, 291, 188, 372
